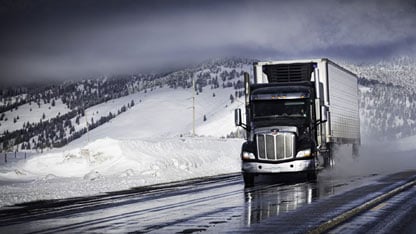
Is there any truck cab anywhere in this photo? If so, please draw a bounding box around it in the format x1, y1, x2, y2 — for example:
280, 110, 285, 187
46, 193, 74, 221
235, 59, 360, 185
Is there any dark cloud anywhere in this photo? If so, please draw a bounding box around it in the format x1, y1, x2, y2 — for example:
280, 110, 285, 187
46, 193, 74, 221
0, 0, 415, 85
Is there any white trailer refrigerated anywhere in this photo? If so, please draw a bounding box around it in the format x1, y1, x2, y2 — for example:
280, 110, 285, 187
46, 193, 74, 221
235, 58, 360, 185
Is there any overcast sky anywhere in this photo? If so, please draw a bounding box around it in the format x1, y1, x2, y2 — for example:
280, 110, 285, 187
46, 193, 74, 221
0, 0, 415, 85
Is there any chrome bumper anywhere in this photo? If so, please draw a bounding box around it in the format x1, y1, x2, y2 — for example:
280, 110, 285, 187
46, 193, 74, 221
242, 159, 315, 174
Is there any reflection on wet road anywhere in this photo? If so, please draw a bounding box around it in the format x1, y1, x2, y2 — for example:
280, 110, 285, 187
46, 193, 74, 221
0, 172, 377, 233
242, 173, 351, 227
245, 182, 315, 225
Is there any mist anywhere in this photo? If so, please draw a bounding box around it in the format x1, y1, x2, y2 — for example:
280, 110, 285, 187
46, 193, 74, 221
1, 0, 415, 85
320, 141, 416, 182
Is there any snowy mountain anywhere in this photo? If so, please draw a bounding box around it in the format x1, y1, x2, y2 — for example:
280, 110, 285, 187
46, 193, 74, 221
0, 58, 252, 152
344, 56, 416, 91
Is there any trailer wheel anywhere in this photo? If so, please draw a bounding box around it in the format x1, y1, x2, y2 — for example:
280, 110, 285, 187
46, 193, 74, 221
243, 173, 254, 186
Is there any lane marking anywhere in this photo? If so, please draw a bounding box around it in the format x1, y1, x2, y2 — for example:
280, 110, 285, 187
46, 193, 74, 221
308, 178, 416, 234
370, 202, 387, 211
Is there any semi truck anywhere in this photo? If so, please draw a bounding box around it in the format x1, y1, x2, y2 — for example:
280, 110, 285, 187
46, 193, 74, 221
234, 58, 360, 185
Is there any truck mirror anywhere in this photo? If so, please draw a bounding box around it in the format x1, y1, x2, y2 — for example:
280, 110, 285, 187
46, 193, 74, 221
321, 106, 328, 123
235, 108, 242, 126
315, 99, 321, 121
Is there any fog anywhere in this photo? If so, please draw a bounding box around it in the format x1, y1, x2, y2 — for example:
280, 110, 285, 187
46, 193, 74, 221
321, 142, 416, 181
0, 0, 415, 85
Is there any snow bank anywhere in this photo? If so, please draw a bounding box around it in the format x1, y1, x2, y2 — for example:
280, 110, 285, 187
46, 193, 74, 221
0, 137, 243, 207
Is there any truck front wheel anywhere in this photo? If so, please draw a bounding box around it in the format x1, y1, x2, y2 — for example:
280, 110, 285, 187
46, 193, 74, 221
243, 173, 254, 186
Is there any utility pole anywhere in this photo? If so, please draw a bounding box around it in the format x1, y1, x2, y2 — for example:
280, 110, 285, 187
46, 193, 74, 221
192, 78, 196, 137
82, 104, 91, 160
83, 105, 90, 145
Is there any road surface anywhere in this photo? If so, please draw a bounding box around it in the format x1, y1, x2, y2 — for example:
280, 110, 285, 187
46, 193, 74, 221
1, 168, 409, 233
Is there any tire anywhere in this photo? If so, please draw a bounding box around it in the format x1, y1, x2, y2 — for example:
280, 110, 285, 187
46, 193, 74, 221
243, 173, 254, 186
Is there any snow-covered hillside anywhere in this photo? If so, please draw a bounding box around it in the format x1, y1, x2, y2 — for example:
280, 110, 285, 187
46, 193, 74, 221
0, 58, 252, 152
344, 56, 416, 91
0, 98, 70, 133
68, 87, 244, 147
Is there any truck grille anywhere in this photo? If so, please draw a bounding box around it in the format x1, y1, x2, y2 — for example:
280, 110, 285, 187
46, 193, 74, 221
256, 132, 295, 161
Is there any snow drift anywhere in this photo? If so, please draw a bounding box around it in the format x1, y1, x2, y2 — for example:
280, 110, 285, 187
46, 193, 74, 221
0, 137, 242, 207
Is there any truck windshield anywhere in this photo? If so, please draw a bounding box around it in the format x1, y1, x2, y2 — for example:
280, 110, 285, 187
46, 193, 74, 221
253, 99, 308, 119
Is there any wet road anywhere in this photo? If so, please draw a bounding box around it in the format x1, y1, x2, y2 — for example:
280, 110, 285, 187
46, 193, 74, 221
0, 172, 377, 233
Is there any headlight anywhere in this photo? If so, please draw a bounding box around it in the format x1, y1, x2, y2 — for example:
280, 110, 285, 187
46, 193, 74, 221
242, 152, 256, 160
296, 149, 311, 158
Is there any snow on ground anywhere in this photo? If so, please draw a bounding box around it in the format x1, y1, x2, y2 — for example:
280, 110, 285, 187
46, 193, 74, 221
0, 86, 245, 207
0, 137, 243, 207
